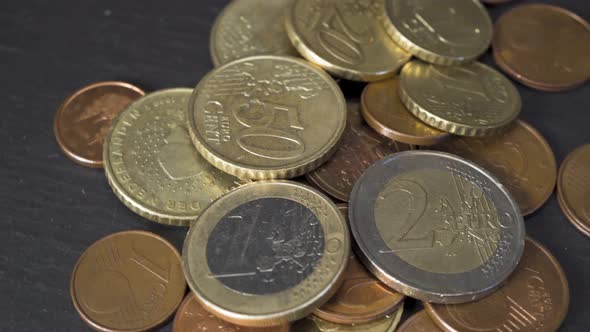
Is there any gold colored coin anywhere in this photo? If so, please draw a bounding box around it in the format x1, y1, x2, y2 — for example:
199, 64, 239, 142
188, 56, 347, 180
381, 0, 493, 65
294, 305, 403, 332
400, 60, 521, 137
210, 0, 299, 67
104, 88, 243, 226
285, 0, 411, 82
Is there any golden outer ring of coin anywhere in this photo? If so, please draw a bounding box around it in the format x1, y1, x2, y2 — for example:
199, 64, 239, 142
70, 230, 185, 332
183, 181, 350, 327
54, 81, 145, 168
557, 144, 590, 237
188, 55, 347, 180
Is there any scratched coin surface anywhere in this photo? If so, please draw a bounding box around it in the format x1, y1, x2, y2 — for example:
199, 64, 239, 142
557, 144, 590, 237
285, 0, 411, 81
349, 151, 525, 303
493, 4, 590, 92
294, 305, 403, 332
425, 237, 570, 332
397, 310, 442, 332
306, 102, 410, 202
103, 88, 243, 226
188, 55, 346, 180
54, 81, 144, 168
361, 78, 450, 146
70, 231, 186, 332
210, 0, 298, 67
183, 181, 350, 326
381, 0, 492, 65
173, 293, 290, 332
434, 120, 556, 216
400, 60, 521, 137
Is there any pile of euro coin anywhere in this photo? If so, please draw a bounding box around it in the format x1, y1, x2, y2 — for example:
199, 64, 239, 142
55, 0, 590, 331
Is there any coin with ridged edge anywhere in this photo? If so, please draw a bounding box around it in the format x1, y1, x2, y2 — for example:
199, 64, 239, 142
183, 181, 350, 327
294, 305, 403, 332
103, 88, 244, 226
188, 55, 347, 180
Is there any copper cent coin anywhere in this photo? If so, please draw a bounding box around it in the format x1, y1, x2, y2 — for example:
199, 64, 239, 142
558, 144, 590, 237
397, 311, 442, 332
54, 82, 145, 167
493, 4, 590, 92
433, 120, 557, 216
173, 293, 289, 332
71, 231, 186, 332
306, 102, 411, 202
425, 237, 570, 332
361, 78, 450, 146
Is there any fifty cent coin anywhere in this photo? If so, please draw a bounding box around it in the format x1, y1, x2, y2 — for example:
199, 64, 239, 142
183, 181, 350, 327
397, 310, 442, 332
70, 231, 186, 332
349, 151, 525, 303
557, 144, 590, 237
294, 306, 403, 332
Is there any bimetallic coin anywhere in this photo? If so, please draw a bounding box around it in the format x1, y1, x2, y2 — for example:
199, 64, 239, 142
285, 0, 411, 81
493, 4, 590, 92
381, 0, 492, 65
183, 181, 350, 326
425, 237, 570, 332
434, 120, 557, 216
70, 231, 186, 332
349, 151, 525, 303
294, 306, 403, 332
103, 88, 243, 226
557, 144, 590, 237
54, 82, 144, 168
188, 56, 346, 180
306, 102, 410, 202
397, 311, 442, 332
361, 78, 450, 146
210, 0, 298, 67
400, 61, 521, 137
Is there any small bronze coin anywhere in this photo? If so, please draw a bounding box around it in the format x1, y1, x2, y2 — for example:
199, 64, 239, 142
433, 120, 557, 216
294, 306, 404, 332
493, 4, 590, 92
425, 237, 570, 332
173, 293, 289, 332
70, 231, 186, 332
557, 144, 590, 237
306, 102, 410, 202
397, 310, 442, 332
54, 81, 144, 168
361, 78, 450, 146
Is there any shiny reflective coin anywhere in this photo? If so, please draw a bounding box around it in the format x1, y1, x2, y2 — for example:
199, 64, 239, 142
557, 144, 590, 237
361, 78, 450, 146
173, 293, 290, 332
400, 61, 521, 137
294, 305, 403, 332
188, 56, 346, 180
285, 0, 411, 81
183, 181, 350, 326
434, 120, 556, 216
306, 102, 410, 202
349, 151, 525, 303
397, 310, 442, 332
54, 81, 144, 168
381, 0, 492, 65
104, 88, 243, 226
210, 0, 298, 67
70, 231, 186, 332
493, 4, 590, 92
425, 237, 570, 332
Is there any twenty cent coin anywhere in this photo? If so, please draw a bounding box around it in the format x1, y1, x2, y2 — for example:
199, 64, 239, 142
397, 310, 442, 332
54, 81, 144, 168
557, 144, 590, 237
183, 181, 350, 326
294, 306, 403, 332
70, 231, 186, 332
103, 88, 243, 226
349, 151, 525, 303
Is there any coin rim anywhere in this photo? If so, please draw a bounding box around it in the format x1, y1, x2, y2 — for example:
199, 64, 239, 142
557, 144, 590, 237
396, 310, 438, 332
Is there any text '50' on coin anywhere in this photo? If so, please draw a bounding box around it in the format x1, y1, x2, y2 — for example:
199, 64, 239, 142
188, 56, 346, 180
349, 151, 525, 304
381, 0, 492, 65
285, 0, 410, 82
210, 0, 298, 67
558, 144, 590, 237
71, 231, 186, 332
400, 61, 521, 137
295, 306, 403, 332
103, 88, 243, 226
183, 181, 350, 327
425, 237, 570, 332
